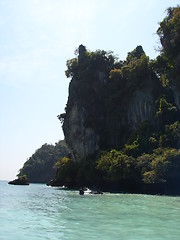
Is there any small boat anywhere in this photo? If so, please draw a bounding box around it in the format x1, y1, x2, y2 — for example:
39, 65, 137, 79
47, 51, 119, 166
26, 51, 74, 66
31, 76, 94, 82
79, 187, 103, 195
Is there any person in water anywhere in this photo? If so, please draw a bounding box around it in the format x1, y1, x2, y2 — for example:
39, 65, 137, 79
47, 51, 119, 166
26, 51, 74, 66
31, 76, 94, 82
79, 188, 84, 195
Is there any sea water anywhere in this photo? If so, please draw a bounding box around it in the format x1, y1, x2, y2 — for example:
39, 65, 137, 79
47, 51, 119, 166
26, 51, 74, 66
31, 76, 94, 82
0, 181, 180, 240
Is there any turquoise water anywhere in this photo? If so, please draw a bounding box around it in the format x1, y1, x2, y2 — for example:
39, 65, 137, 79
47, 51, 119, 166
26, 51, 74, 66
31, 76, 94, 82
0, 181, 180, 239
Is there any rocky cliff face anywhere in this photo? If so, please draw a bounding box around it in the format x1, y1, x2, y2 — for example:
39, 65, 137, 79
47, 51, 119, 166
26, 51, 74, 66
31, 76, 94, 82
63, 82, 158, 161
63, 103, 99, 160
127, 86, 154, 129
173, 87, 180, 111
103, 74, 160, 148
61, 45, 165, 161
62, 60, 106, 160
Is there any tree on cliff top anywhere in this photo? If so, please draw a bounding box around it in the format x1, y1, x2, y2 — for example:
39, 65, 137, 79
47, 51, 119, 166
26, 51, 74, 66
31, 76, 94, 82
65, 45, 117, 79
156, 5, 180, 88
157, 6, 180, 60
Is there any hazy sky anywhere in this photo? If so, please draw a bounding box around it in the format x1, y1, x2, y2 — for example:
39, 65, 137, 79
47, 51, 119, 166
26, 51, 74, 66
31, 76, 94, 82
0, 0, 179, 180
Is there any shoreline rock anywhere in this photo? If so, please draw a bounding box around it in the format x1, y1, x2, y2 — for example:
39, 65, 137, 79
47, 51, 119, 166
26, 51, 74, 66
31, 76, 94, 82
8, 177, 29, 185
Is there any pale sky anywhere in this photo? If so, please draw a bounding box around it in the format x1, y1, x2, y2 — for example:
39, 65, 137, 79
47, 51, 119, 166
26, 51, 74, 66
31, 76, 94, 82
0, 0, 179, 180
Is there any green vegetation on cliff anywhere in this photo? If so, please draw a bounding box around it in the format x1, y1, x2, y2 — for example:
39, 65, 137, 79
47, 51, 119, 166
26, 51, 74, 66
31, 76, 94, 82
54, 6, 180, 194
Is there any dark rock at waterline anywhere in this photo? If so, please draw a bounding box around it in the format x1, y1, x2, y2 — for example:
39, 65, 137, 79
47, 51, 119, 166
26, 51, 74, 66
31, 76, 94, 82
46, 179, 61, 187
8, 177, 29, 185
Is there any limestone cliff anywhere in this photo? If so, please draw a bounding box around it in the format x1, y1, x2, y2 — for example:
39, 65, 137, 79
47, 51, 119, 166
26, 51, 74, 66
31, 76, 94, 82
173, 87, 180, 111
63, 103, 99, 160
127, 89, 153, 128
60, 45, 177, 161
62, 45, 107, 160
